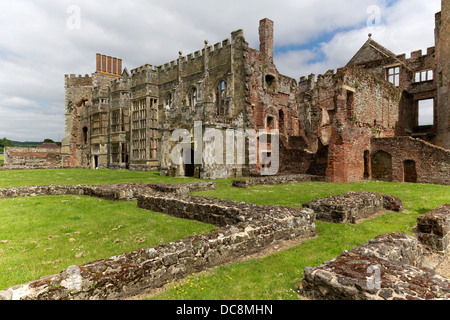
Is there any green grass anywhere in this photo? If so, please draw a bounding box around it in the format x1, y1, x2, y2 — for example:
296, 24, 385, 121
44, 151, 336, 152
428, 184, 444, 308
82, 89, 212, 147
0, 169, 449, 299
0, 154, 3, 167
0, 195, 215, 290
154, 181, 450, 300
0, 169, 199, 188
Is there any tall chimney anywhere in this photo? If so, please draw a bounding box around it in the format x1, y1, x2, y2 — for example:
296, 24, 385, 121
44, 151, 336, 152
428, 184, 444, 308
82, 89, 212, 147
113, 57, 117, 75
259, 18, 274, 63
107, 56, 112, 74
118, 59, 122, 75
101, 55, 106, 73
96, 53, 101, 73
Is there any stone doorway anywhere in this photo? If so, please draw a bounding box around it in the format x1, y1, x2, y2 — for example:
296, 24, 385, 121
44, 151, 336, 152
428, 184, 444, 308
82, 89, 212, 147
371, 151, 392, 182
403, 160, 417, 183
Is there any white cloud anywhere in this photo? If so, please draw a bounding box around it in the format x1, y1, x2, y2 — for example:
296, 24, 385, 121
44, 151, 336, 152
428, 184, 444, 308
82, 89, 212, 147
0, 0, 442, 141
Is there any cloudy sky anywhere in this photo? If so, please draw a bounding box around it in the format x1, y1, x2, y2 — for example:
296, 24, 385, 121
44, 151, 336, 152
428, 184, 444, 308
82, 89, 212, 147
0, 0, 442, 142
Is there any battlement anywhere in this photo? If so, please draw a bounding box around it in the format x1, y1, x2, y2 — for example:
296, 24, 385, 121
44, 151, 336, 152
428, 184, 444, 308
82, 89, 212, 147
64, 74, 93, 87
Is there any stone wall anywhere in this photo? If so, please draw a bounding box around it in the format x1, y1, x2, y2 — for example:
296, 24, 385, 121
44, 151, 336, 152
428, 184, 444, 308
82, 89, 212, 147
0, 181, 216, 201
302, 191, 403, 224
371, 136, 450, 185
231, 174, 325, 188
417, 204, 450, 253
299, 233, 450, 300
0, 183, 315, 300
4, 147, 62, 169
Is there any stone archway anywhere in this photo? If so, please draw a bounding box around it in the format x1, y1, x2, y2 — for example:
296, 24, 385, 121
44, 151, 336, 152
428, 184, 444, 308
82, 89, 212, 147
371, 151, 392, 182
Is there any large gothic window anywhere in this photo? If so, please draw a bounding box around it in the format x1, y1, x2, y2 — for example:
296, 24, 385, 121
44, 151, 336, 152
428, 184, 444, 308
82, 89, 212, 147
216, 80, 227, 116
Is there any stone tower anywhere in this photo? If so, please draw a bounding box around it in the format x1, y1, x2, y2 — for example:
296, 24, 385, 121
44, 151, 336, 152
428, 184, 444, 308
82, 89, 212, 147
435, 0, 449, 149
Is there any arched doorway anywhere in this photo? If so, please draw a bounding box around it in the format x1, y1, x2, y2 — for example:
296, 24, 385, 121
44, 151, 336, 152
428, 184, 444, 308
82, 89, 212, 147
371, 151, 392, 182
403, 160, 417, 183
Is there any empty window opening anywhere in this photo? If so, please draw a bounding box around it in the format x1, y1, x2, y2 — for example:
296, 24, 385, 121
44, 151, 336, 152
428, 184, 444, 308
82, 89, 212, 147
187, 87, 197, 110
164, 93, 173, 110
418, 99, 434, 126
216, 80, 227, 116
265, 74, 276, 88
387, 67, 400, 86
414, 70, 433, 83
267, 116, 275, 130
82, 126, 88, 144
278, 109, 285, 133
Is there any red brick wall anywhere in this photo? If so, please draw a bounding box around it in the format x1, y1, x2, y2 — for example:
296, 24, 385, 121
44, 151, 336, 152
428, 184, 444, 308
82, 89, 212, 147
370, 137, 450, 185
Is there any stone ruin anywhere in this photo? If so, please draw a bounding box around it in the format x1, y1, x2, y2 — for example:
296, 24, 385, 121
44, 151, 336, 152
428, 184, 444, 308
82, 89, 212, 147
302, 191, 404, 224
299, 233, 450, 300
231, 174, 326, 188
299, 204, 450, 300
0, 180, 449, 300
0, 182, 315, 300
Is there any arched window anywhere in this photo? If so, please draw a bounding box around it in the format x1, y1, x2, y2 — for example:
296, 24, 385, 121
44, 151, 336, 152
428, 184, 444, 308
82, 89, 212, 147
164, 93, 173, 110
216, 80, 227, 116
187, 87, 197, 110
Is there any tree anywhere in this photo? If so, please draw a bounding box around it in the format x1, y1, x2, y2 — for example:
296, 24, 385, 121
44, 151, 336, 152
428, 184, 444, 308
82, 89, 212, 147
43, 138, 55, 143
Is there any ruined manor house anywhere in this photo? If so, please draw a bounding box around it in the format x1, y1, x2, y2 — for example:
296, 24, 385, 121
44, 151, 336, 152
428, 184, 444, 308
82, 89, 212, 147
5, 1, 449, 185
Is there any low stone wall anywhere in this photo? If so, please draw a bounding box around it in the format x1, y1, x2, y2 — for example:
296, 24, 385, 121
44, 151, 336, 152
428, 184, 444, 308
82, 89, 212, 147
0, 187, 315, 300
3, 147, 62, 169
0, 181, 216, 201
231, 174, 326, 188
302, 191, 404, 224
417, 205, 450, 254
299, 233, 450, 300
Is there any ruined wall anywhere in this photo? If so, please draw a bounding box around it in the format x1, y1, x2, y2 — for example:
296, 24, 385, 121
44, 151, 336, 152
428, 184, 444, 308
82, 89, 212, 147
302, 191, 403, 224
299, 67, 402, 183
4, 147, 62, 169
371, 137, 450, 185
417, 204, 450, 253
0, 188, 315, 300
299, 233, 450, 300
435, 2, 450, 149
61, 74, 93, 168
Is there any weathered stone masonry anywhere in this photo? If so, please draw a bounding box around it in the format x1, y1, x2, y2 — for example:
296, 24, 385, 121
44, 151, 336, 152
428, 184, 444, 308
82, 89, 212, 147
302, 191, 404, 224
0, 184, 315, 300
299, 233, 450, 300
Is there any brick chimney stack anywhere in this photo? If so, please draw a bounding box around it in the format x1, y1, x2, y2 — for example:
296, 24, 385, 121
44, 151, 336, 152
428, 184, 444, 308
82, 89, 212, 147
95, 53, 122, 77
259, 18, 274, 63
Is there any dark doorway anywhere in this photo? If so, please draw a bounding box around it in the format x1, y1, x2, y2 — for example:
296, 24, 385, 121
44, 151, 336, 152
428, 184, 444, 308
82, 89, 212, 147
278, 109, 285, 134
364, 150, 371, 179
184, 148, 195, 177
94, 156, 99, 169
371, 151, 392, 182
306, 140, 329, 176
404, 160, 417, 183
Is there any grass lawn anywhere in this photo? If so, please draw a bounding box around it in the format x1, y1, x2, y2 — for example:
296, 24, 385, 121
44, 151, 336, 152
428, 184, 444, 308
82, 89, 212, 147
0, 169, 449, 299
0, 154, 3, 166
